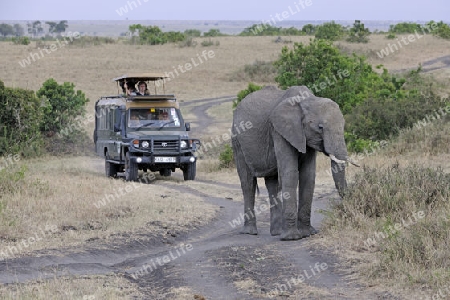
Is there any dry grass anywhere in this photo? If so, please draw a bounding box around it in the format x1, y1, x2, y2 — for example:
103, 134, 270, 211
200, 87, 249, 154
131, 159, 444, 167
313, 118, 450, 298
0, 274, 142, 299
0, 156, 217, 256
336, 34, 450, 71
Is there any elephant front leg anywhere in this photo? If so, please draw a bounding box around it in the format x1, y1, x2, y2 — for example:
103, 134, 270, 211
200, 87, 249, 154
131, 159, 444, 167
273, 131, 306, 241
280, 172, 308, 240
298, 147, 317, 236
264, 176, 282, 236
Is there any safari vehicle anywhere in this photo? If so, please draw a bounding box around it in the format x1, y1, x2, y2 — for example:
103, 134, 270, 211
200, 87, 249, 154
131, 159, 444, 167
93, 73, 200, 181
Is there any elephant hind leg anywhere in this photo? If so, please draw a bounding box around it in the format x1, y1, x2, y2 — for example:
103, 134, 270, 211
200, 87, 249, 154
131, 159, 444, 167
239, 174, 258, 235
264, 175, 282, 236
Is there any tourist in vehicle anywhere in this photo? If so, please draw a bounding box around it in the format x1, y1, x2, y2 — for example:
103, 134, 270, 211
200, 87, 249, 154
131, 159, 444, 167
137, 81, 150, 95
159, 111, 170, 122
129, 111, 140, 127
124, 81, 137, 96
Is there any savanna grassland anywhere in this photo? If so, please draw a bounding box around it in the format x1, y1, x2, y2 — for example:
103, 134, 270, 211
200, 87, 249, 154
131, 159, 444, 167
0, 32, 449, 299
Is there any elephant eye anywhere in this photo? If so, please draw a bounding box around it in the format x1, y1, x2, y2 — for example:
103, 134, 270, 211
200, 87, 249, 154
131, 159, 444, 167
318, 124, 324, 130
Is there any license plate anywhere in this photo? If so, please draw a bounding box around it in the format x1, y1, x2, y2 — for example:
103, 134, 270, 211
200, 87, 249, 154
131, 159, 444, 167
154, 157, 176, 163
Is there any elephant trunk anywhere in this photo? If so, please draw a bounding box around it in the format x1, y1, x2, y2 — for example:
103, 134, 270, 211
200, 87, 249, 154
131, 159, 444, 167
331, 160, 347, 197
323, 129, 349, 197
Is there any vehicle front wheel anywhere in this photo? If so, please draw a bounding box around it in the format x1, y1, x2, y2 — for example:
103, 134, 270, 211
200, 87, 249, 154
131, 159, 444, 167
125, 152, 138, 181
183, 161, 196, 180
105, 153, 118, 178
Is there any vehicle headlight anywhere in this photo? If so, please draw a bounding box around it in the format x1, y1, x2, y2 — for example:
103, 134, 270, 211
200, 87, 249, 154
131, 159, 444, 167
142, 141, 150, 148
180, 141, 188, 148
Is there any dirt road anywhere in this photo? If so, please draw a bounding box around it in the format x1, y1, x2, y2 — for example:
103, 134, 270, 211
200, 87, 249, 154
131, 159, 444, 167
0, 97, 397, 299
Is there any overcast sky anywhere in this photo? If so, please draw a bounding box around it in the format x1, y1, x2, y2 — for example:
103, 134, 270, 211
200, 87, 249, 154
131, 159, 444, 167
0, 0, 448, 21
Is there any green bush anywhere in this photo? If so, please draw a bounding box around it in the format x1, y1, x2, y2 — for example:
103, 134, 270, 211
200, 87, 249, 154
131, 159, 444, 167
219, 144, 234, 169
389, 22, 422, 34
428, 20, 450, 39
201, 38, 214, 47
274, 39, 398, 114
138, 25, 168, 45
203, 29, 224, 37
0, 80, 43, 157
301, 24, 316, 35
37, 78, 89, 134
240, 24, 303, 36
11, 36, 30, 45
233, 83, 262, 109
184, 29, 201, 37
346, 20, 370, 43
386, 33, 396, 39
314, 21, 345, 41
345, 68, 449, 144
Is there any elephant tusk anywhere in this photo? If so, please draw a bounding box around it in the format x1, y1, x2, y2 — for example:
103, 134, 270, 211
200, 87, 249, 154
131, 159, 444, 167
346, 157, 361, 167
329, 154, 346, 164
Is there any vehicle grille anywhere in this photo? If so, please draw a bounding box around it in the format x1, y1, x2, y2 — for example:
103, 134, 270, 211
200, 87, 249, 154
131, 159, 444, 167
153, 140, 179, 151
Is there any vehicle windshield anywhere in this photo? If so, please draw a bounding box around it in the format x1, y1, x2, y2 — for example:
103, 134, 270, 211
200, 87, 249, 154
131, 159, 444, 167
128, 107, 180, 129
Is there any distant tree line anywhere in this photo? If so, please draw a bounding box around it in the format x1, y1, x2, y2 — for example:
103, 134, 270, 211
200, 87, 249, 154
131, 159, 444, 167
127, 24, 226, 45
0, 20, 68, 38
237, 20, 450, 42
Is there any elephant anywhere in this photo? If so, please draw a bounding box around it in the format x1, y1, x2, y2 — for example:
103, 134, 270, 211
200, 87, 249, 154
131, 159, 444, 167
231, 86, 356, 241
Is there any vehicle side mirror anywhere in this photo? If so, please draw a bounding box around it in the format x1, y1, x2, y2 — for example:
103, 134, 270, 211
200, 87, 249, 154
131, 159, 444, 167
185, 122, 190, 131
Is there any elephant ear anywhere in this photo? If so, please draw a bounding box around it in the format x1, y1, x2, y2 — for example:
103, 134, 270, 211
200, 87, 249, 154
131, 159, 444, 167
269, 98, 306, 153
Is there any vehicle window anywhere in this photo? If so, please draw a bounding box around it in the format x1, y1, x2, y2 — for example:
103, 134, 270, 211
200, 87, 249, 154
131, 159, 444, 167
128, 108, 180, 127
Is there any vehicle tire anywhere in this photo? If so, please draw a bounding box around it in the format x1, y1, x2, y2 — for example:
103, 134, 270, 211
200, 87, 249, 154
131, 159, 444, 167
105, 153, 118, 178
125, 152, 138, 181
159, 168, 172, 177
183, 161, 196, 180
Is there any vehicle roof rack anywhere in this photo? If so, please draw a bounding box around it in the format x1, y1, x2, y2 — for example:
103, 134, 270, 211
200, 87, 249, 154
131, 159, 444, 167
113, 73, 171, 95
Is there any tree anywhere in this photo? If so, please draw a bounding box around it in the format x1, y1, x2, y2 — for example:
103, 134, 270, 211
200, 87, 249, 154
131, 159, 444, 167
45, 21, 57, 35
0, 23, 14, 37
347, 20, 370, 43
13, 24, 24, 36
314, 21, 345, 41
129, 24, 143, 36
33, 21, 44, 36
55, 20, 68, 34
139, 25, 167, 45
37, 79, 89, 133
301, 24, 316, 35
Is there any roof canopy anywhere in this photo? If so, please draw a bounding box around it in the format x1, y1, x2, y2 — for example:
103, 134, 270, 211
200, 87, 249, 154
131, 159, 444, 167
112, 73, 169, 82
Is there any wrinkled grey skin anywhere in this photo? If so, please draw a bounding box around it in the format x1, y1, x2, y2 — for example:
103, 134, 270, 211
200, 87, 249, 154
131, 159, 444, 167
231, 86, 348, 241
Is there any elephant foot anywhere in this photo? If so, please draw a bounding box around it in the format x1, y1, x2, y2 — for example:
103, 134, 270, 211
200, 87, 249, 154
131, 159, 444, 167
270, 226, 282, 236
280, 227, 310, 241
309, 225, 318, 235
240, 224, 258, 235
